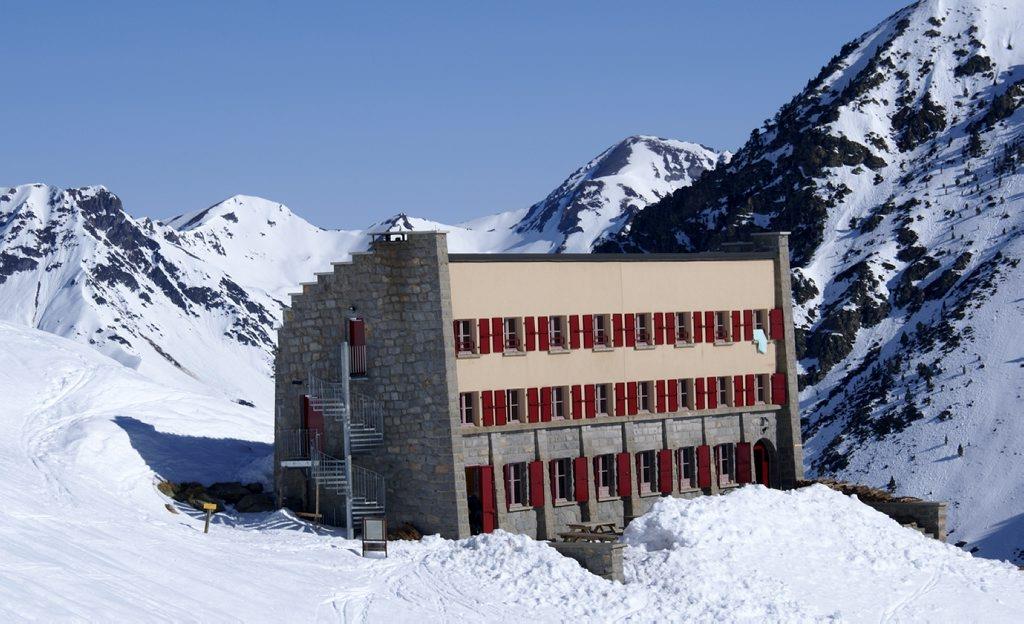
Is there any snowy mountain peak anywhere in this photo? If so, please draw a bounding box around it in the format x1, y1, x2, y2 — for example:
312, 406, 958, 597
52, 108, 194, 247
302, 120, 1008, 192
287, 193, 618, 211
166, 194, 300, 232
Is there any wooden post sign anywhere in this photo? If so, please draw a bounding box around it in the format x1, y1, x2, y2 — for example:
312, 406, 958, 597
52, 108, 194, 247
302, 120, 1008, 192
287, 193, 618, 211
202, 502, 217, 534
361, 518, 387, 557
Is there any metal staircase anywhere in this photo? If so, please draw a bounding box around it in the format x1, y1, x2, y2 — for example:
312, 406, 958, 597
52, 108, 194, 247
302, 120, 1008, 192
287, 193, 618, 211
281, 342, 386, 537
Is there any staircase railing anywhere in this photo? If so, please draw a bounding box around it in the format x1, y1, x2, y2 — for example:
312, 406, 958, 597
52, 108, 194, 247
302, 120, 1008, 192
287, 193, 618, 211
350, 393, 384, 435
351, 464, 386, 508
277, 428, 320, 461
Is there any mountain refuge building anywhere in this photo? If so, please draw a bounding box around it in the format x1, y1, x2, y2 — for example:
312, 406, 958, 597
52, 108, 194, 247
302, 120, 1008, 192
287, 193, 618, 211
273, 231, 803, 538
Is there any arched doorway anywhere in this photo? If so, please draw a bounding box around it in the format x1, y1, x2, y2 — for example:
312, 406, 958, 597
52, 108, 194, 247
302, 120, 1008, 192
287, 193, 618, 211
753, 440, 773, 488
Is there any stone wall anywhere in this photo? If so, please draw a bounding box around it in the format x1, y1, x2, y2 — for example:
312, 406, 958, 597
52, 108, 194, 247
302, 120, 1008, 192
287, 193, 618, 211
864, 500, 948, 541
274, 232, 469, 537
549, 541, 625, 582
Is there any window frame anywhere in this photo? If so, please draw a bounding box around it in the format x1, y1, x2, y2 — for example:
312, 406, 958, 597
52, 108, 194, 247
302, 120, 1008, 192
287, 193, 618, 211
459, 392, 476, 426
455, 319, 476, 354
595, 454, 617, 500
548, 315, 568, 350
551, 457, 574, 502
595, 383, 611, 416
507, 462, 529, 507
637, 380, 653, 413
715, 443, 735, 487
592, 314, 612, 348
755, 374, 767, 403
678, 378, 692, 410
753, 309, 767, 332
714, 311, 730, 343
635, 313, 652, 346
506, 388, 523, 423
637, 450, 657, 495
678, 446, 697, 490
675, 312, 693, 343
502, 317, 522, 352
552, 386, 568, 420
717, 375, 730, 407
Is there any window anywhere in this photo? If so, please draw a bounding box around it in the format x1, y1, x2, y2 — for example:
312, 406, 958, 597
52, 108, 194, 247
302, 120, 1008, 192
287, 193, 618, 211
595, 384, 611, 416
678, 379, 691, 410
678, 447, 697, 489
637, 381, 653, 413
755, 374, 767, 403
548, 316, 566, 349
506, 389, 523, 423
503, 317, 521, 351
754, 309, 767, 332
552, 387, 567, 420
551, 458, 573, 502
717, 376, 730, 407
715, 443, 735, 486
675, 312, 692, 343
714, 311, 729, 342
459, 392, 476, 426
635, 313, 652, 345
455, 319, 475, 354
507, 462, 529, 507
595, 454, 617, 499
637, 450, 657, 494
593, 314, 611, 347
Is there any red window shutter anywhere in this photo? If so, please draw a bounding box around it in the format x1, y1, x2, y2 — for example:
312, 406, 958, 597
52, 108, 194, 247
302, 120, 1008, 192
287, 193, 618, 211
654, 313, 665, 345
452, 320, 459, 354
491, 317, 503, 353
616, 452, 632, 497
527, 387, 540, 423
658, 449, 673, 494
478, 318, 491, 354
584, 384, 596, 418
571, 384, 583, 419
614, 382, 626, 416
695, 378, 706, 409
696, 445, 712, 489
626, 382, 638, 415
745, 374, 756, 405
624, 313, 636, 347
612, 314, 624, 347
731, 311, 741, 343
481, 391, 494, 426
655, 379, 667, 413
503, 464, 512, 510
524, 316, 537, 352
733, 375, 745, 407
569, 315, 581, 350
582, 314, 594, 349
538, 315, 549, 351
540, 386, 552, 422
529, 461, 544, 508
704, 311, 715, 343
667, 379, 679, 412
743, 309, 754, 341
707, 377, 718, 409
479, 466, 496, 533
772, 373, 787, 405
548, 459, 557, 501
573, 456, 589, 502
769, 308, 784, 340
692, 311, 703, 343
665, 312, 676, 345
736, 442, 752, 484
494, 389, 507, 426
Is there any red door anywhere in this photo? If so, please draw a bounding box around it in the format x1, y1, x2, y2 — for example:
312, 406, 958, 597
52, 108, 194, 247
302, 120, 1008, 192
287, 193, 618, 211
753, 441, 771, 487
467, 466, 497, 534
302, 395, 325, 449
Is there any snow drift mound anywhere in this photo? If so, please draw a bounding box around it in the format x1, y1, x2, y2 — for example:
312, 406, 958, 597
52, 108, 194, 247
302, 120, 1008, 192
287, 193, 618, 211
624, 485, 1024, 621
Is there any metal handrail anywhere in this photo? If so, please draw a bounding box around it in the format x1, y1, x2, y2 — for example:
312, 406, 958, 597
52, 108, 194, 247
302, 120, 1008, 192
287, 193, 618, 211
351, 464, 386, 508
277, 428, 321, 460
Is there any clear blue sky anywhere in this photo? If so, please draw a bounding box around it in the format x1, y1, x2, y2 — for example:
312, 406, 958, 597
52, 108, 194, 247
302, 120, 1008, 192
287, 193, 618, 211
3, 1, 905, 228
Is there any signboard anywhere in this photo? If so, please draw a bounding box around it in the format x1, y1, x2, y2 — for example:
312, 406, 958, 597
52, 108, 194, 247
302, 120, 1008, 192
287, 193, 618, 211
362, 517, 387, 557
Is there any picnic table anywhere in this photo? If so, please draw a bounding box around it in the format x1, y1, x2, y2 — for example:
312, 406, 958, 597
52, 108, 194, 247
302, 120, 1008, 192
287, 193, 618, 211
558, 521, 622, 543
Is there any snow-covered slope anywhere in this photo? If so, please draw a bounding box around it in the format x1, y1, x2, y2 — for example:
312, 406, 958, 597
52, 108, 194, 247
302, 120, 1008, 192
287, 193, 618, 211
599, 0, 1024, 564
2, 322, 1020, 620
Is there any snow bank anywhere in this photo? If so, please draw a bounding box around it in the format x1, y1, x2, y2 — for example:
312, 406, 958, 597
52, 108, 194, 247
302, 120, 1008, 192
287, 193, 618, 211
624, 485, 1024, 622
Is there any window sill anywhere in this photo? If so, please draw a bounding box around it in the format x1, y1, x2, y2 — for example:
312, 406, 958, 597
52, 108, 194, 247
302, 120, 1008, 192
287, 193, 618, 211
634, 344, 655, 351
596, 496, 621, 503
592, 345, 614, 352
638, 490, 662, 498
547, 348, 571, 355
502, 350, 526, 357
456, 352, 480, 359
678, 486, 700, 494
507, 504, 533, 513
713, 340, 734, 347
674, 342, 694, 349
718, 482, 739, 491
552, 499, 577, 507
